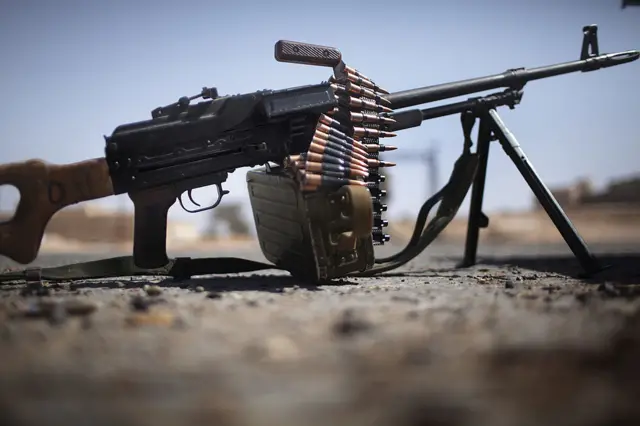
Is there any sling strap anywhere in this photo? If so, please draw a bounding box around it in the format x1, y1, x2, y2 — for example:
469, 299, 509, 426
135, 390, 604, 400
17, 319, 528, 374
0, 255, 284, 283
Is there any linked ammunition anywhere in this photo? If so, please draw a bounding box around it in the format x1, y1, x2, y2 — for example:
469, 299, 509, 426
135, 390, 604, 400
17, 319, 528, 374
333, 81, 391, 106
372, 200, 388, 212
318, 61, 395, 244
299, 171, 367, 188
316, 123, 354, 142
373, 216, 389, 228
336, 95, 393, 113
369, 187, 387, 198
372, 231, 391, 243
353, 126, 397, 139
366, 173, 386, 183
345, 72, 389, 96
311, 137, 368, 162
314, 129, 367, 153
343, 65, 390, 94
308, 141, 368, 168
366, 159, 396, 168
349, 112, 396, 125
319, 113, 350, 134
313, 130, 368, 156
300, 161, 369, 178
363, 144, 397, 153
292, 152, 369, 172
345, 82, 391, 105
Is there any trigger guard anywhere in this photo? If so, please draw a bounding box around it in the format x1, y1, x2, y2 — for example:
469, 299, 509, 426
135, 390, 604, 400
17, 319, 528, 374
210, 183, 230, 209
177, 183, 230, 214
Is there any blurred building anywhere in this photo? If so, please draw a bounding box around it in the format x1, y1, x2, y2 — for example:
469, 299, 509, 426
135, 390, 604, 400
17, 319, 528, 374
532, 175, 640, 211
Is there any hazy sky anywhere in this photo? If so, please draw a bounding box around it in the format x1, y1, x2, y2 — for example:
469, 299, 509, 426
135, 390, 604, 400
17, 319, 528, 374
1, 0, 638, 231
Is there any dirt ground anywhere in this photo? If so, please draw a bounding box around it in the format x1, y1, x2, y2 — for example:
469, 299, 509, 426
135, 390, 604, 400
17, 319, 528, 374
0, 240, 639, 426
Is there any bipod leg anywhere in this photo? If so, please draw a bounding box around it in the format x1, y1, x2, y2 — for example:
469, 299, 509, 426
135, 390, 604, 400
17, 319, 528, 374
485, 108, 608, 278
460, 112, 491, 268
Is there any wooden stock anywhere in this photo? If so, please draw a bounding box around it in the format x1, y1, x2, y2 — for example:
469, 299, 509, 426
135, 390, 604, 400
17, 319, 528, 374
0, 158, 114, 264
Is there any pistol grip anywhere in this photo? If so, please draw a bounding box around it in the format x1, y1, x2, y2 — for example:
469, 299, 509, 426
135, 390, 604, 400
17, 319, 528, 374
129, 189, 177, 269
0, 158, 113, 264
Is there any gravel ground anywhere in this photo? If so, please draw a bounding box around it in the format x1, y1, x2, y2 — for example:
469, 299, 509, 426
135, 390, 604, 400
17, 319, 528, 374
0, 240, 639, 426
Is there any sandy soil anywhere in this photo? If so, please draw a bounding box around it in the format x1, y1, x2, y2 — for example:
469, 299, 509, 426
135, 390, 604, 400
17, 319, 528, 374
0, 240, 639, 426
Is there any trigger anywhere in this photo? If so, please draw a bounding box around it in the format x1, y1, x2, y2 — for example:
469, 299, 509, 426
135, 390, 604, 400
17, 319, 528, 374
187, 189, 201, 207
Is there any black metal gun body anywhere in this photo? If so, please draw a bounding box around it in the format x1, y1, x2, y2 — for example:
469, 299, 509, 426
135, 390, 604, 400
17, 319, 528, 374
106, 83, 336, 194
104, 83, 337, 268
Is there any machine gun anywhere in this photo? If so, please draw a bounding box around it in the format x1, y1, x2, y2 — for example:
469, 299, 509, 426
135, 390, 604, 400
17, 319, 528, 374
0, 25, 637, 283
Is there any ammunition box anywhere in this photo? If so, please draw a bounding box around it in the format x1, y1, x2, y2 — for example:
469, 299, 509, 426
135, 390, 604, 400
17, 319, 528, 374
246, 165, 375, 282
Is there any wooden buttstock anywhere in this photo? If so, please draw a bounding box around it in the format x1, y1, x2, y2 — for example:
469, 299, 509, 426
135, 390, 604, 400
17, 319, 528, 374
0, 158, 114, 264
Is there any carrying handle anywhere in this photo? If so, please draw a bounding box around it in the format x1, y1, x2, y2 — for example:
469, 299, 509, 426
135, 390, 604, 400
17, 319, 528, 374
274, 40, 342, 68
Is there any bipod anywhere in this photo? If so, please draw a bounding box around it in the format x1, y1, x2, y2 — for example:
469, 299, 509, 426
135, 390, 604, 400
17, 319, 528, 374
458, 106, 609, 278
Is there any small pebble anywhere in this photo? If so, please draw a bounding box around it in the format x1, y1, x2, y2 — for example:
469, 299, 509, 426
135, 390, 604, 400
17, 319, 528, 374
195, 286, 205, 293
145, 285, 162, 297
130, 295, 149, 312
332, 309, 372, 337
65, 300, 98, 316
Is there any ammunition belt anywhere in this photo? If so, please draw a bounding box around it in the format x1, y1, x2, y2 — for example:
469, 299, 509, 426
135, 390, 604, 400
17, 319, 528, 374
284, 63, 396, 246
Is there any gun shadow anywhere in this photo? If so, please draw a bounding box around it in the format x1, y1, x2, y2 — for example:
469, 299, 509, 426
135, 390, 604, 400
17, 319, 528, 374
156, 275, 329, 293
0, 274, 362, 294
377, 253, 640, 287
477, 253, 640, 286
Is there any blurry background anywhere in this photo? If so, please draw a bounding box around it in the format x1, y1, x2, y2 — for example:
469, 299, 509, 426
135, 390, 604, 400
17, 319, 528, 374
0, 0, 639, 252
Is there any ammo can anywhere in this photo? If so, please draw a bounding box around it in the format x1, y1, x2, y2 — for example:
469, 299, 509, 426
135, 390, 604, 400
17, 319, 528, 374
246, 165, 375, 282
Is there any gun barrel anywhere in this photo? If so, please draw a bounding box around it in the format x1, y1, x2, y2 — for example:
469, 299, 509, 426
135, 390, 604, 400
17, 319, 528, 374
386, 50, 639, 110
389, 89, 523, 132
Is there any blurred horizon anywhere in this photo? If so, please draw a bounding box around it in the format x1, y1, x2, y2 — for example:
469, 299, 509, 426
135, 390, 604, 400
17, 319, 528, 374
1, 0, 638, 232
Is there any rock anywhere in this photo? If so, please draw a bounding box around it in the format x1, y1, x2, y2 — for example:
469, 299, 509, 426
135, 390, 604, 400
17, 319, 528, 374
130, 295, 150, 312
144, 285, 162, 297
64, 300, 98, 316
332, 309, 372, 337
